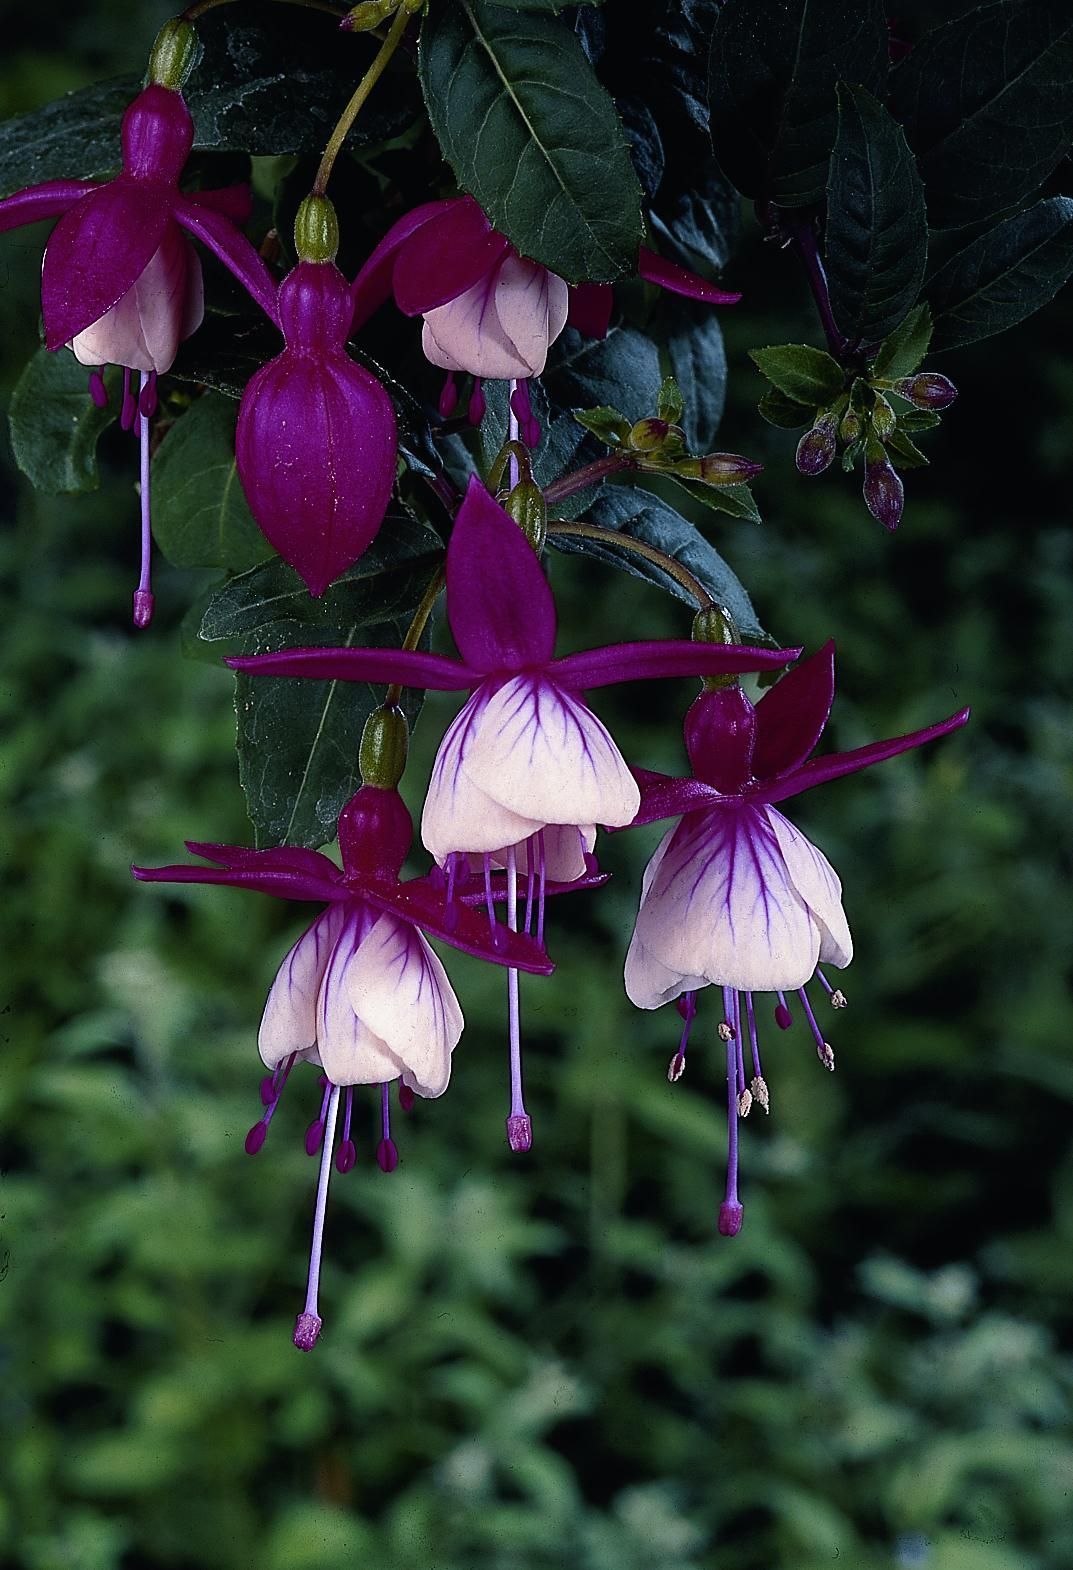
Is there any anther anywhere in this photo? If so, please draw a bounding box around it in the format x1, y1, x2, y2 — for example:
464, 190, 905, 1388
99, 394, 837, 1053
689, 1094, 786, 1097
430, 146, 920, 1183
245, 1120, 268, 1154
88, 369, 108, 408
399, 1084, 415, 1113
717, 1021, 735, 1042
468, 378, 486, 425
438, 372, 459, 419
817, 1042, 836, 1072
667, 1051, 686, 1083
335, 1086, 356, 1172
259, 1074, 276, 1107
750, 1075, 770, 1113
830, 989, 848, 1010
375, 1137, 399, 1172
718, 1201, 744, 1237
506, 1113, 532, 1152
737, 1088, 753, 1118
774, 991, 793, 1030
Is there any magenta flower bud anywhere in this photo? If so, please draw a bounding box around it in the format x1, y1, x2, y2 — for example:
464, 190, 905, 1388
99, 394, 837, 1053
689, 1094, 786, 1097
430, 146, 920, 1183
684, 685, 758, 793
893, 371, 958, 410
699, 452, 763, 484
863, 453, 905, 531
795, 413, 838, 476
236, 259, 397, 596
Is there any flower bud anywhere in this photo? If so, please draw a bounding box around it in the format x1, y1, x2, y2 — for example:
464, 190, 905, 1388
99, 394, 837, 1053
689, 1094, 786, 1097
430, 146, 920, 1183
839, 408, 862, 444
148, 19, 199, 90
795, 413, 837, 475
358, 704, 409, 790
628, 417, 669, 452
505, 480, 547, 553
294, 194, 340, 264
699, 452, 763, 484
871, 394, 896, 439
893, 372, 958, 410
863, 452, 905, 531
692, 604, 739, 646
341, 0, 392, 30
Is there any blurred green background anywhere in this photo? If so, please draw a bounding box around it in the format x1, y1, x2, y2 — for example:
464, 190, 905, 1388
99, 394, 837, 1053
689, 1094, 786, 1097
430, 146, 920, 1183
2, 5, 1073, 1568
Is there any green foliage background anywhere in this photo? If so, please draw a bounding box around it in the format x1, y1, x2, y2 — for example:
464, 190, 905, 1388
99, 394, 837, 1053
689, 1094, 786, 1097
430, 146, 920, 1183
2, 4, 1072, 1568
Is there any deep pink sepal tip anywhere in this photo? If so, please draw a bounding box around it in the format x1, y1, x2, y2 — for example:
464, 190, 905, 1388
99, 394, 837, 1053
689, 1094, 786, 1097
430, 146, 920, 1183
293, 1311, 322, 1351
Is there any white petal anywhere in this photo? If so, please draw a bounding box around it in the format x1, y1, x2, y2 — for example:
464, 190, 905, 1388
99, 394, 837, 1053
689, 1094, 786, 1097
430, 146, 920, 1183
492, 255, 564, 377
315, 907, 406, 1087
69, 228, 201, 374
345, 913, 463, 1099
464, 674, 640, 830
421, 687, 545, 860
421, 261, 538, 380
258, 903, 347, 1070
625, 930, 708, 1009
766, 807, 853, 969
490, 822, 597, 882
633, 804, 820, 992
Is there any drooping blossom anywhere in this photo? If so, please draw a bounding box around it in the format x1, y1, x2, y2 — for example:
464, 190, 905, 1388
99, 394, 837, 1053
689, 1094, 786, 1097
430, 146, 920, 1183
350, 194, 741, 440
227, 476, 802, 1151
0, 67, 277, 625
133, 782, 551, 1350
622, 643, 970, 1235
236, 197, 397, 597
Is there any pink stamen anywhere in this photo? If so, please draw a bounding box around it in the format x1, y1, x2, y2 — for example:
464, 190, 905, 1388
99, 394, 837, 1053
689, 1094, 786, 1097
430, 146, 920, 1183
774, 991, 793, 1029
718, 988, 743, 1237
376, 1082, 399, 1171
120, 368, 137, 432
438, 372, 459, 418
468, 378, 486, 425
482, 852, 497, 940
294, 1081, 341, 1351
132, 372, 154, 629
138, 369, 158, 419
522, 833, 538, 936
88, 368, 108, 408
246, 1052, 296, 1153
305, 1076, 332, 1156
668, 990, 697, 1080
536, 829, 547, 946
504, 844, 532, 1153
335, 1085, 356, 1173
444, 852, 460, 933
732, 990, 746, 1094
508, 380, 522, 488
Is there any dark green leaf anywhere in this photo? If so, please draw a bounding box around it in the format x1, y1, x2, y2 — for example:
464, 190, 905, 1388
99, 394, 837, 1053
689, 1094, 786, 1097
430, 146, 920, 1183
891, 0, 1073, 230
494, 0, 603, 9
899, 408, 941, 432
758, 389, 813, 429
660, 297, 727, 452
707, 0, 888, 205
670, 476, 761, 524
546, 325, 662, 424
549, 487, 768, 641
418, 0, 643, 280
926, 198, 1073, 350
151, 393, 273, 574
648, 166, 741, 278
8, 349, 116, 494
656, 379, 685, 427
885, 427, 929, 468
0, 77, 136, 193
825, 85, 927, 344
168, 312, 281, 398
872, 303, 933, 380
749, 344, 844, 405
572, 407, 632, 446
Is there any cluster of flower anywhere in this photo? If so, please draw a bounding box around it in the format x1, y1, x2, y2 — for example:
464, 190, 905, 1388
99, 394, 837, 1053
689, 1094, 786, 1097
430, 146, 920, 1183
0, 28, 969, 1349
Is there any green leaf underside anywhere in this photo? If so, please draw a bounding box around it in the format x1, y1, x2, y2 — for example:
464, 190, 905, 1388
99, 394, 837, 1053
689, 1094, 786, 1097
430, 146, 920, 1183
707, 0, 888, 206
418, 0, 643, 281
152, 393, 273, 573
546, 327, 662, 423
750, 344, 844, 406
926, 197, 1073, 351
670, 476, 762, 524
873, 303, 933, 380
550, 488, 767, 643
891, 0, 1073, 230
8, 349, 117, 494
0, 77, 137, 193
825, 85, 927, 345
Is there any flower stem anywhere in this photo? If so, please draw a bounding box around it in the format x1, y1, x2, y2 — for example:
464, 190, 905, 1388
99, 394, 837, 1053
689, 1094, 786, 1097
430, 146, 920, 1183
384, 566, 445, 707
787, 218, 847, 360
312, 4, 411, 195
547, 520, 714, 610
543, 452, 634, 507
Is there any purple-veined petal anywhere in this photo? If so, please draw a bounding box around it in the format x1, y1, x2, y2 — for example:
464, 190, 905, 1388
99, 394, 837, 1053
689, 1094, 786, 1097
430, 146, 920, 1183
315, 907, 408, 1085
350, 198, 464, 327
392, 196, 510, 315
628, 768, 725, 827
420, 258, 543, 380
359, 877, 554, 975
69, 224, 202, 374
259, 903, 349, 1069
345, 913, 463, 1097
492, 255, 570, 377
752, 641, 836, 781
182, 183, 252, 223
566, 281, 614, 338
445, 477, 557, 673
226, 645, 473, 691
491, 823, 597, 882
131, 860, 346, 904
631, 804, 821, 992
0, 179, 98, 233
625, 825, 707, 1008
41, 181, 173, 350
173, 194, 280, 326
464, 674, 640, 829
235, 348, 397, 596
757, 707, 971, 805
422, 687, 547, 862
637, 245, 741, 305
182, 841, 342, 880
551, 639, 802, 690
766, 807, 853, 968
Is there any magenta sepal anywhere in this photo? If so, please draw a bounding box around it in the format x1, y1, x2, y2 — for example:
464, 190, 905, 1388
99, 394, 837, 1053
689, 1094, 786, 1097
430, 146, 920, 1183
445, 476, 557, 672
391, 198, 510, 316
621, 768, 726, 828
0, 180, 98, 233
227, 645, 474, 689
41, 182, 173, 349
637, 246, 741, 305
751, 640, 836, 780
174, 196, 279, 326
552, 639, 802, 690
758, 707, 971, 805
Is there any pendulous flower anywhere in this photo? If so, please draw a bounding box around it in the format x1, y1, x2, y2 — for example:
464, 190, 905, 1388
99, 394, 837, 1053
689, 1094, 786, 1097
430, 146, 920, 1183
227, 476, 802, 1152
0, 23, 277, 625
235, 195, 397, 597
623, 642, 970, 1235
133, 781, 551, 1350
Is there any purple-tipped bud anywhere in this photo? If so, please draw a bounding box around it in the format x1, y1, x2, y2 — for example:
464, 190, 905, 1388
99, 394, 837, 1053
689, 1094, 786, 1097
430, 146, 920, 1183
718, 1200, 744, 1237
506, 1113, 533, 1153
88, 370, 108, 408
259, 1075, 276, 1108
305, 1119, 325, 1156
245, 1120, 268, 1155
629, 417, 669, 452
774, 1002, 793, 1030
376, 1136, 399, 1173
399, 1084, 415, 1113
335, 1138, 357, 1174
796, 414, 837, 476
894, 371, 957, 410
863, 453, 904, 531
132, 589, 154, 628
700, 452, 763, 484
293, 1311, 322, 1351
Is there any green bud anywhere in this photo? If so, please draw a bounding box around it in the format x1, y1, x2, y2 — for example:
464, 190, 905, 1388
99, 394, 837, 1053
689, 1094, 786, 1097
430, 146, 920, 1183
871, 393, 896, 440
359, 705, 409, 789
693, 604, 740, 690
294, 194, 340, 263
148, 18, 199, 90
341, 0, 395, 31
839, 408, 862, 443
505, 480, 547, 553
628, 418, 670, 453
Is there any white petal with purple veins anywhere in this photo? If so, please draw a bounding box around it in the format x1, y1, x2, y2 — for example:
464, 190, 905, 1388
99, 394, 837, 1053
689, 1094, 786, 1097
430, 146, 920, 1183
345, 912, 463, 1098
464, 674, 640, 829
490, 822, 597, 882
421, 256, 542, 380
766, 806, 853, 968
633, 804, 820, 992
314, 908, 407, 1086
493, 255, 570, 376
258, 902, 348, 1070
69, 227, 203, 374
422, 687, 545, 861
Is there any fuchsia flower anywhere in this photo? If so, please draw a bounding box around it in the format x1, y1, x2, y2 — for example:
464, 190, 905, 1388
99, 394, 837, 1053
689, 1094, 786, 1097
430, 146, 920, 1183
0, 80, 277, 625
350, 195, 741, 433
227, 476, 801, 1152
622, 644, 970, 1236
133, 782, 550, 1350
236, 249, 397, 597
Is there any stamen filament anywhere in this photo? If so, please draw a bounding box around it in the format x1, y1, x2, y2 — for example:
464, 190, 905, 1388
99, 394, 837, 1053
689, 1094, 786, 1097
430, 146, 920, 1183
718, 1024, 743, 1237
294, 1081, 340, 1351
133, 372, 154, 629
744, 992, 762, 1079
505, 844, 532, 1152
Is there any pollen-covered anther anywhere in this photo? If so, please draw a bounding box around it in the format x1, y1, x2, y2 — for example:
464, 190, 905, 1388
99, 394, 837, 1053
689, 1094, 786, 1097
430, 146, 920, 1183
830, 989, 848, 1010
737, 1088, 753, 1118
750, 1075, 770, 1113
293, 1311, 322, 1352
717, 1020, 735, 1042
817, 1041, 836, 1072
667, 1051, 687, 1083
